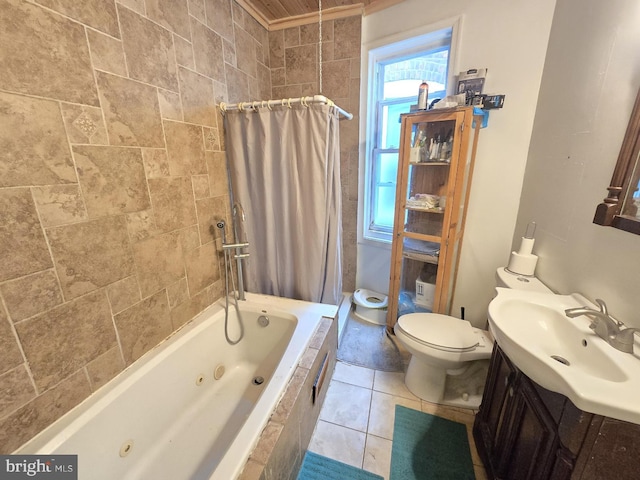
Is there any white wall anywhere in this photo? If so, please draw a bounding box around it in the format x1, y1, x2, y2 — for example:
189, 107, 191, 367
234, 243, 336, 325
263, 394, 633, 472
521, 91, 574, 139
357, 0, 557, 326
513, 0, 640, 326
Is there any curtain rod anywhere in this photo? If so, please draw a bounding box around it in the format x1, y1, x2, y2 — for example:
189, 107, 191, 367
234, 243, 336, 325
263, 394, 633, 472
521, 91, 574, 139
219, 94, 353, 120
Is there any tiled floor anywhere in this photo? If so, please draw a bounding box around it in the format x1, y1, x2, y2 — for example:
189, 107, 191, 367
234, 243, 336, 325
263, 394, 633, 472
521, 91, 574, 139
308, 360, 489, 479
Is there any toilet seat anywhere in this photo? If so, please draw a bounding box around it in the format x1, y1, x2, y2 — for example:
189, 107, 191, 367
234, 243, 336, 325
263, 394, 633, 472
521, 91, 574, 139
396, 313, 479, 353
353, 289, 388, 309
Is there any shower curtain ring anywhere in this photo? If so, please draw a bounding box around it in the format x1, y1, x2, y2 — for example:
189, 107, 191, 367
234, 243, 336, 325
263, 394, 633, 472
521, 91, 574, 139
266, 101, 272, 111
287, 98, 292, 108
252, 101, 258, 110
238, 102, 244, 111
219, 102, 227, 115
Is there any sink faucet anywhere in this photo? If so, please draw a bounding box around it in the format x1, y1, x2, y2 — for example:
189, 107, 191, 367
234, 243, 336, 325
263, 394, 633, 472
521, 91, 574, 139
613, 328, 640, 354
565, 299, 638, 354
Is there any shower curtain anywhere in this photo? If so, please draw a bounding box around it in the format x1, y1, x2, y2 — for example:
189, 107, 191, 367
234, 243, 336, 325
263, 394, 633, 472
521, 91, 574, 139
224, 103, 342, 305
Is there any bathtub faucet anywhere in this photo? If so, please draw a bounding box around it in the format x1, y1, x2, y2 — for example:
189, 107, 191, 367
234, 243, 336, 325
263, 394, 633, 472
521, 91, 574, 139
222, 241, 250, 251
216, 216, 249, 301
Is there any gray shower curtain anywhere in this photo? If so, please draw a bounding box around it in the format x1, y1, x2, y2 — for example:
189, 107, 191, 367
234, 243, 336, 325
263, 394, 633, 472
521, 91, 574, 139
224, 103, 342, 305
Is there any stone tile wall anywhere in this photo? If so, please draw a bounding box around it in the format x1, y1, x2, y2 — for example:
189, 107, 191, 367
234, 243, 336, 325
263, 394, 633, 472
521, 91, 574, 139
0, 0, 361, 454
268, 17, 362, 292
0, 0, 270, 453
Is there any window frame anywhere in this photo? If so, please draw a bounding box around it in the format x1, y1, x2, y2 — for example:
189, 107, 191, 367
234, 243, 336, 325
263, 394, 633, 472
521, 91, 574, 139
360, 19, 460, 245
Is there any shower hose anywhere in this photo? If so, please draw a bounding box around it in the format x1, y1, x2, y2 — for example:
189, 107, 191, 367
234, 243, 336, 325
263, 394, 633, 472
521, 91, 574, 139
216, 221, 244, 345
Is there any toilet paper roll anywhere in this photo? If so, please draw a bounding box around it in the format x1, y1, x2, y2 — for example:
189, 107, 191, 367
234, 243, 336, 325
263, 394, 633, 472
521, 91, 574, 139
518, 237, 535, 255
507, 252, 538, 276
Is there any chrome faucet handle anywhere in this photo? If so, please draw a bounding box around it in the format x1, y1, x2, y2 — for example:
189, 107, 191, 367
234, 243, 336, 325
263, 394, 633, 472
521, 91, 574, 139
595, 298, 608, 315
588, 315, 620, 340
595, 299, 626, 326
611, 328, 640, 354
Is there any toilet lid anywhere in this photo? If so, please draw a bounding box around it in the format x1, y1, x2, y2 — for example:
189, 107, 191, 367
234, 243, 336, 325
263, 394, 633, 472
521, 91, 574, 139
397, 313, 478, 352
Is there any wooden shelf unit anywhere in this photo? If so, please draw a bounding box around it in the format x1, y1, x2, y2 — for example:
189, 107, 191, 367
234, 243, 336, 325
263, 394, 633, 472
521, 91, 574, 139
386, 107, 482, 332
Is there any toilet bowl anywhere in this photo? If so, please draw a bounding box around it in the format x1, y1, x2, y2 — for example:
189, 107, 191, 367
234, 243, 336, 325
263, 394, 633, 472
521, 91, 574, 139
394, 267, 552, 408
394, 313, 492, 404
352, 289, 388, 326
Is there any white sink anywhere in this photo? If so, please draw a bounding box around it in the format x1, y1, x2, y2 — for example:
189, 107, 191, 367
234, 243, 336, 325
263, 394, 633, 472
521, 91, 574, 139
488, 288, 640, 424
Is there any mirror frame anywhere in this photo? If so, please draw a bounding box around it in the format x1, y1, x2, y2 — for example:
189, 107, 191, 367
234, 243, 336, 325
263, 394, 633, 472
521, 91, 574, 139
593, 87, 640, 235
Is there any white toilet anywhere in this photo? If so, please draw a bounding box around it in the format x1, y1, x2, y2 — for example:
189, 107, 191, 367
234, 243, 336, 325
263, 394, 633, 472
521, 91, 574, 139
394, 267, 552, 408
352, 288, 388, 326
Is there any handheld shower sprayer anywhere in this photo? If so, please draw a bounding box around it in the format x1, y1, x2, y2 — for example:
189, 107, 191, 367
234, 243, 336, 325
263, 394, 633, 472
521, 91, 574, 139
212, 213, 249, 344
214, 218, 244, 344
215, 220, 227, 244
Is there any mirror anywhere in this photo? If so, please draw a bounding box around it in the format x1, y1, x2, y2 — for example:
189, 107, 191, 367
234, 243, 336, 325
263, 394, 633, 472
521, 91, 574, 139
594, 87, 640, 235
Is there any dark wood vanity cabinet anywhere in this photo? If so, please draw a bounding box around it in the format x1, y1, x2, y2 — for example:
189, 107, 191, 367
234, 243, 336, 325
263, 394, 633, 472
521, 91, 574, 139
474, 344, 640, 480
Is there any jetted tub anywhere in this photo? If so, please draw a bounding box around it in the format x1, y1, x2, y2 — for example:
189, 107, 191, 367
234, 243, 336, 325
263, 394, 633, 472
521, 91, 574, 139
17, 292, 337, 480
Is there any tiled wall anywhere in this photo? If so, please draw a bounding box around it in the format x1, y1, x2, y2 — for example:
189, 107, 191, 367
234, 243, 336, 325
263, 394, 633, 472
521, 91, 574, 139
0, 0, 361, 454
268, 17, 362, 292
0, 0, 271, 453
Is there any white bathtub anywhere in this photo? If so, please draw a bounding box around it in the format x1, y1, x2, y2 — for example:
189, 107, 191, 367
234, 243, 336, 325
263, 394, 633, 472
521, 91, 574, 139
17, 292, 337, 480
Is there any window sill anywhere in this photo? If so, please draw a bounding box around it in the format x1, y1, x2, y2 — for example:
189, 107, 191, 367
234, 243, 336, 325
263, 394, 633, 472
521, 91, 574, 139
360, 231, 393, 249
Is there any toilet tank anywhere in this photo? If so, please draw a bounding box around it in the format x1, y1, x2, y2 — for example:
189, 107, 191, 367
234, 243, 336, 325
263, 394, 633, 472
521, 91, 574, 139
495, 267, 552, 293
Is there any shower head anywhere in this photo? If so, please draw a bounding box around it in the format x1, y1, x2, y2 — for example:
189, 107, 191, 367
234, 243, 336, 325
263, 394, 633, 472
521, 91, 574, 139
210, 220, 226, 244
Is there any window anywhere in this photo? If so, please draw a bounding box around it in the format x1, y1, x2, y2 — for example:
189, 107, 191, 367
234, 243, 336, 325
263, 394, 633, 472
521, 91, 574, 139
363, 27, 454, 243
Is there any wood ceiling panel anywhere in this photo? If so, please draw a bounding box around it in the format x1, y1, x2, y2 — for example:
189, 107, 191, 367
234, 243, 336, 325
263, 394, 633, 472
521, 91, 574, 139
241, 0, 403, 27
286, 0, 313, 16
256, 0, 291, 20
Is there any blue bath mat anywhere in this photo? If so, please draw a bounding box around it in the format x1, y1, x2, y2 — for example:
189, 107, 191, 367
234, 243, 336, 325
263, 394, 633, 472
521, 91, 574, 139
390, 405, 475, 480
298, 451, 383, 480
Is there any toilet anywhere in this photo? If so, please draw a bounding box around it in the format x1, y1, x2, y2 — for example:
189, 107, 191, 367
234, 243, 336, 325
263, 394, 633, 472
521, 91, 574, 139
394, 267, 552, 408
352, 288, 388, 326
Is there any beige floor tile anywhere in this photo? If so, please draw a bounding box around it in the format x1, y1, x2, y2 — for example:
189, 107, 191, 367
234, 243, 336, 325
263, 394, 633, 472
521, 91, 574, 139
363, 434, 392, 480
319, 380, 372, 432
368, 390, 421, 440
311, 367, 487, 479
333, 361, 375, 389
308, 420, 366, 469
373, 370, 419, 400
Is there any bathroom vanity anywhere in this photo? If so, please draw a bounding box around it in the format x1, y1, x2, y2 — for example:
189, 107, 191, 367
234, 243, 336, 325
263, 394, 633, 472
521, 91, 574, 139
474, 344, 640, 479
386, 107, 483, 331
